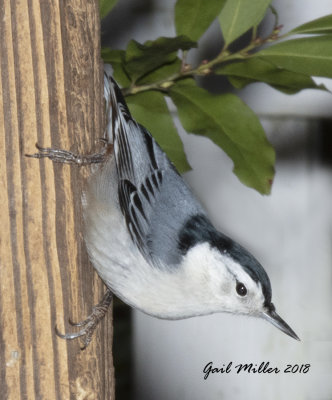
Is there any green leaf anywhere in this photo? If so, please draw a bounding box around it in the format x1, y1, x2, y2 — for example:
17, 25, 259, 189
216, 57, 325, 94
125, 36, 197, 82
100, 0, 118, 19
169, 79, 275, 194
175, 0, 227, 41
101, 48, 131, 86
219, 0, 272, 46
226, 75, 313, 94
290, 14, 332, 35
136, 58, 182, 86
255, 35, 332, 78
126, 91, 191, 173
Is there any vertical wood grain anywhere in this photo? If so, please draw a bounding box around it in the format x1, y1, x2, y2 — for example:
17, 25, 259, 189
0, 1, 115, 398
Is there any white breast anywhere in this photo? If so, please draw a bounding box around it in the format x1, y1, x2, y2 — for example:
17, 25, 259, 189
83, 155, 225, 319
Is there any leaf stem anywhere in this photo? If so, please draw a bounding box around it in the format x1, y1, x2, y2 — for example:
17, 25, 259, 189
122, 27, 282, 97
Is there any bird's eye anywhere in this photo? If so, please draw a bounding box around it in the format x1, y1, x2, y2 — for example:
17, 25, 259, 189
236, 282, 247, 296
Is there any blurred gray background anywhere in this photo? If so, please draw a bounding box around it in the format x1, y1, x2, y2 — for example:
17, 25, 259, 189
102, 1, 332, 399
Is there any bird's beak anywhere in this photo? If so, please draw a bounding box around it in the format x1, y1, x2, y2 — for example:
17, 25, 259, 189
262, 305, 300, 341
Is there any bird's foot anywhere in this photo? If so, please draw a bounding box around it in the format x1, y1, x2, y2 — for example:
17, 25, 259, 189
25, 140, 111, 166
56, 289, 113, 350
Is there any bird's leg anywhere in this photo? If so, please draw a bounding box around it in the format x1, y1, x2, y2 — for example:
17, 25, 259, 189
25, 140, 112, 166
56, 289, 113, 350
27, 141, 113, 349
27, 141, 113, 348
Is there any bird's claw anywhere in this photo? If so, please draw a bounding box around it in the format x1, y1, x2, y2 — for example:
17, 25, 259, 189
25, 142, 109, 165
55, 289, 113, 350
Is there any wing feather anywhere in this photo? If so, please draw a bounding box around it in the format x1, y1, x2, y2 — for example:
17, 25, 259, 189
104, 67, 205, 266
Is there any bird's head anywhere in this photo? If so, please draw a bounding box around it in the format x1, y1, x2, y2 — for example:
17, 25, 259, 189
178, 214, 300, 340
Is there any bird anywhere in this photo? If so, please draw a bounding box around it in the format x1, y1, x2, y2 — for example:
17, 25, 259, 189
28, 64, 299, 347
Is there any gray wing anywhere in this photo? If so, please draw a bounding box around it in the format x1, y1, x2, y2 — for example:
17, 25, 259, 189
106, 69, 206, 266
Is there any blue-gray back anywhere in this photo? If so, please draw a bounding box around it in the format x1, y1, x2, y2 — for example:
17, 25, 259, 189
105, 69, 206, 267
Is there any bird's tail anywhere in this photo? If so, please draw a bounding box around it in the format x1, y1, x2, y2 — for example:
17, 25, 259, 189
103, 64, 132, 144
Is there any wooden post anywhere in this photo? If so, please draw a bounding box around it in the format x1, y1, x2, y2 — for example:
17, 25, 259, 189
0, 0, 115, 398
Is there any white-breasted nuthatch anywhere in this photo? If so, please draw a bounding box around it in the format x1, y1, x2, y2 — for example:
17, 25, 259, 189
28, 64, 299, 346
